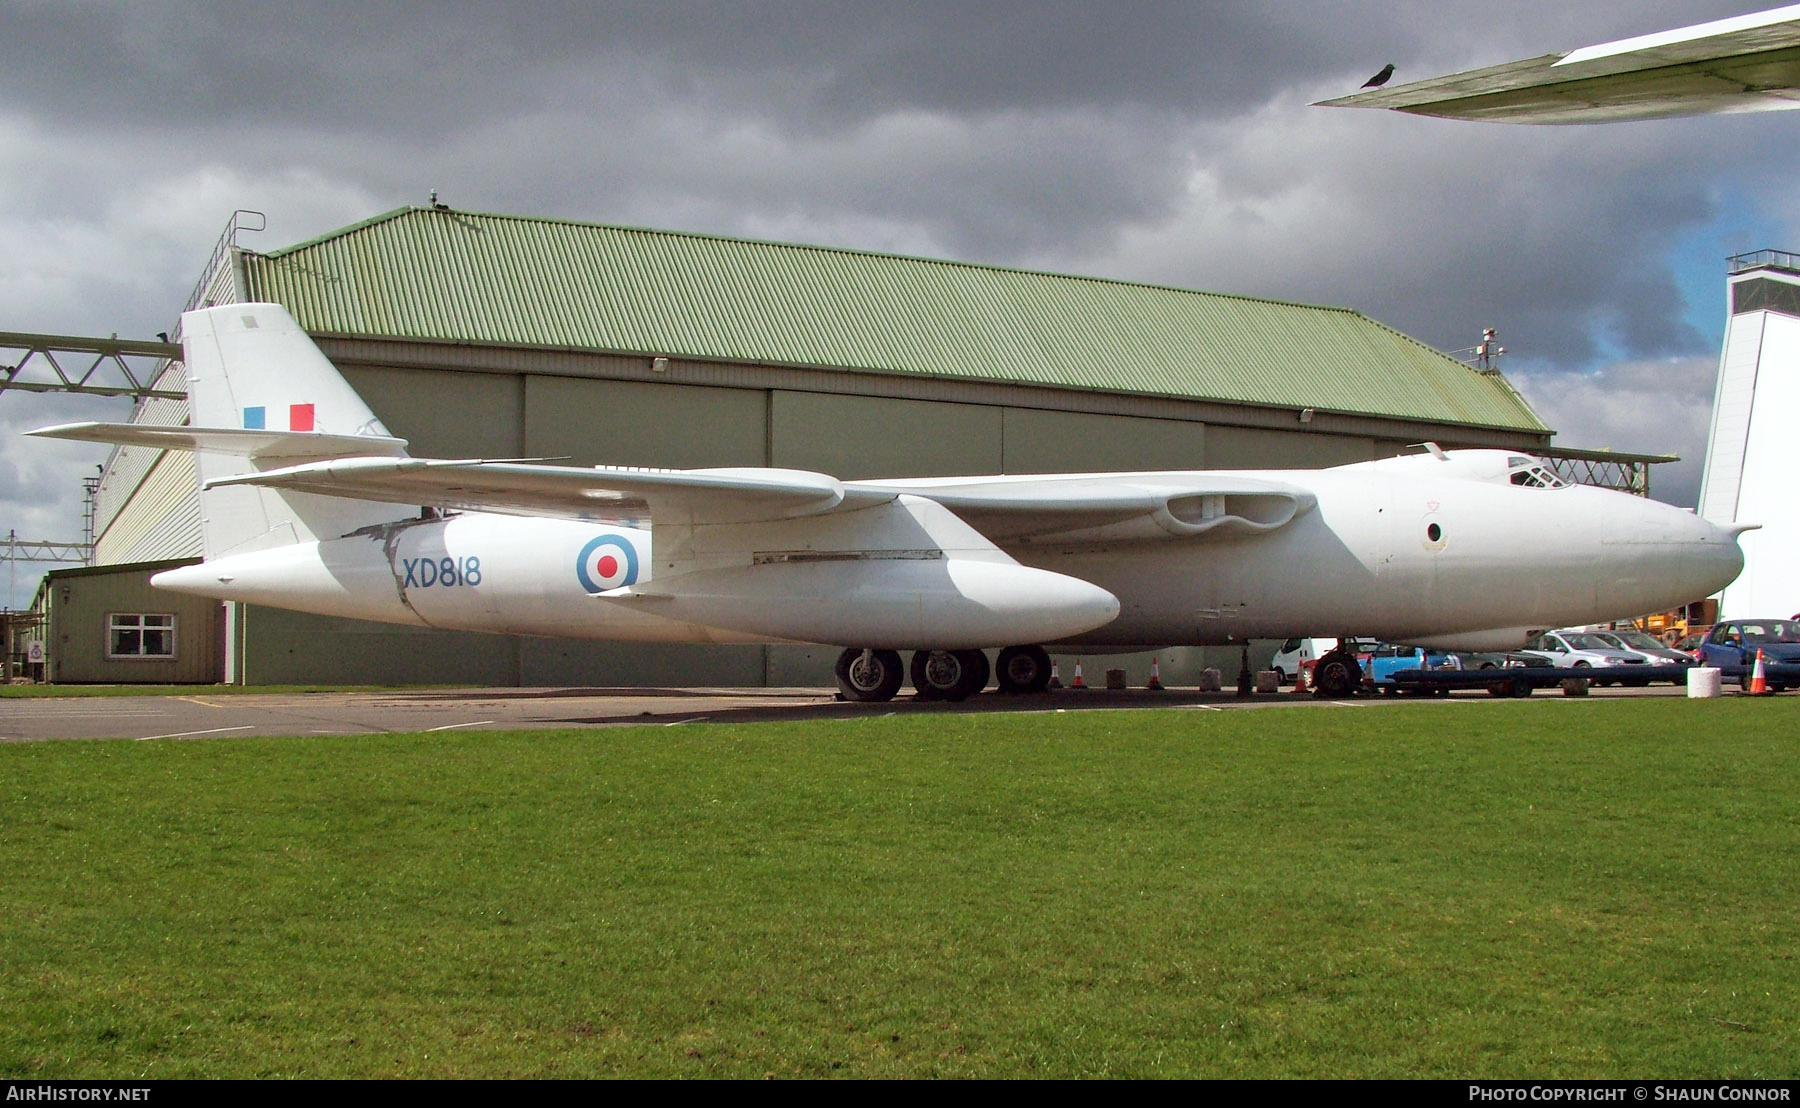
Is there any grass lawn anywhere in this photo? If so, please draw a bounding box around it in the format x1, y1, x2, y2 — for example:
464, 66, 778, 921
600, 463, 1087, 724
1, 699, 1795, 1078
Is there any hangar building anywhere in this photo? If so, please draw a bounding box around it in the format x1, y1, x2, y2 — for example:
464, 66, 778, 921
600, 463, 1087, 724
90, 206, 1551, 686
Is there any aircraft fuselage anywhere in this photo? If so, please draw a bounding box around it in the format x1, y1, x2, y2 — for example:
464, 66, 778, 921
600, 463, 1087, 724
153, 459, 1741, 653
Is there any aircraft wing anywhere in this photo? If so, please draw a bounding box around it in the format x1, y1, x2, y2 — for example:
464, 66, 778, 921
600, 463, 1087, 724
848, 473, 1316, 544
29, 418, 1312, 539
1315, 5, 1800, 123
26, 421, 410, 460
201, 456, 894, 525
202, 455, 1313, 541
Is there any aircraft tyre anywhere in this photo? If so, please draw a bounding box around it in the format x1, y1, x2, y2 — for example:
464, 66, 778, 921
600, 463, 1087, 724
1312, 650, 1363, 697
995, 645, 1053, 694
911, 649, 989, 701
836, 648, 904, 703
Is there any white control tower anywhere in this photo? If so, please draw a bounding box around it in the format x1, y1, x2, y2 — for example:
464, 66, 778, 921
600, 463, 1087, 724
1698, 251, 1800, 620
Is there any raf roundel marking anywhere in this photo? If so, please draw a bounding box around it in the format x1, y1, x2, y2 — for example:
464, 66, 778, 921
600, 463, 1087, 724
576, 533, 640, 593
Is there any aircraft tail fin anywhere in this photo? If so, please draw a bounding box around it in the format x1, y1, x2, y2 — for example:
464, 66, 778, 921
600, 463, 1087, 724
178, 302, 422, 558
29, 304, 417, 560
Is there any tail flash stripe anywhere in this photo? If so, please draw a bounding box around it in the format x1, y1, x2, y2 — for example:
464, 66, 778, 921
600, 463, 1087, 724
289, 403, 315, 431
243, 406, 266, 429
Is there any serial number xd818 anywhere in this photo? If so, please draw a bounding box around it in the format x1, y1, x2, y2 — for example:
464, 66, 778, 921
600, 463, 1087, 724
402, 556, 482, 588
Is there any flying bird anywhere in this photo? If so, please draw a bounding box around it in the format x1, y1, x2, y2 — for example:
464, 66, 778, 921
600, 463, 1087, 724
1362, 63, 1396, 88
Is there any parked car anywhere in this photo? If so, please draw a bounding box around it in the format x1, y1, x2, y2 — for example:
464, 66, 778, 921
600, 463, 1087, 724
1369, 645, 1555, 698
1522, 630, 1651, 685
1587, 629, 1697, 683
1453, 649, 1554, 670
1367, 644, 1458, 695
1501, 650, 1556, 668
1698, 619, 1800, 690
1669, 631, 1709, 661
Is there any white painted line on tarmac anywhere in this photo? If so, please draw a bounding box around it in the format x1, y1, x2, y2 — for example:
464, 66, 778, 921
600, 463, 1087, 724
663, 716, 710, 726
424, 720, 496, 732
137, 725, 256, 741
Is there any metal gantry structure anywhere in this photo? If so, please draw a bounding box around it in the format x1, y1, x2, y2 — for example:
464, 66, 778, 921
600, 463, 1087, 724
2, 532, 90, 679
3, 530, 93, 611
0, 331, 183, 400
4, 531, 93, 565
1541, 448, 1667, 498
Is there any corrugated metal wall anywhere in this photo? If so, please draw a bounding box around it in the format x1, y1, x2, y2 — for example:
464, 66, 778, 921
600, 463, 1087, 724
95, 450, 200, 565
93, 360, 192, 547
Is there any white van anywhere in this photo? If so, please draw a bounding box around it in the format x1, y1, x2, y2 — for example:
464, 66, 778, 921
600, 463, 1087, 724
1271, 638, 1332, 684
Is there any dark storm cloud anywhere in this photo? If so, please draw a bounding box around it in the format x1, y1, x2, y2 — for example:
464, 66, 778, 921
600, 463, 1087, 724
1087, 78, 1773, 373
2, 2, 1384, 132
6, 2, 1753, 134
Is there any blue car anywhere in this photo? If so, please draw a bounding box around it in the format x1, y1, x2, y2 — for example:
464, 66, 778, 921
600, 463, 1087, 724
1699, 619, 1800, 690
1368, 644, 1460, 695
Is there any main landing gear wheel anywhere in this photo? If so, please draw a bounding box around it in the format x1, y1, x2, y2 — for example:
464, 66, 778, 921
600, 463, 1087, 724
835, 648, 904, 703
1312, 650, 1363, 697
910, 649, 990, 702
994, 645, 1053, 694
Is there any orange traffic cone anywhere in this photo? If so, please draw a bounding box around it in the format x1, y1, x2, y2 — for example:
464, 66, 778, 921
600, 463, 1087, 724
1295, 663, 1309, 694
1147, 658, 1165, 691
1070, 660, 1087, 689
1048, 661, 1062, 689
1749, 648, 1770, 695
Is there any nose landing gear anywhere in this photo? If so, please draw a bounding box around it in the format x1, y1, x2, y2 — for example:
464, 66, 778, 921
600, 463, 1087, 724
1311, 648, 1365, 697
994, 645, 1053, 695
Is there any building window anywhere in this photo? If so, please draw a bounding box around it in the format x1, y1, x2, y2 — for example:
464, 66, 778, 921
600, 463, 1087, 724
1731, 277, 1800, 318
108, 614, 177, 659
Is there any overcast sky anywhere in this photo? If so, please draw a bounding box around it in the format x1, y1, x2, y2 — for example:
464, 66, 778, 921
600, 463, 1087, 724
4, 0, 1792, 607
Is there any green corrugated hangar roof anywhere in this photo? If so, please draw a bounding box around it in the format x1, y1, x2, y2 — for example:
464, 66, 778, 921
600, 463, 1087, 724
241, 206, 1546, 433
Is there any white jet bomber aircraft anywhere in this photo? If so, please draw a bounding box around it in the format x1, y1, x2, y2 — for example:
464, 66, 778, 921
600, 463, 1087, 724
31, 303, 1748, 700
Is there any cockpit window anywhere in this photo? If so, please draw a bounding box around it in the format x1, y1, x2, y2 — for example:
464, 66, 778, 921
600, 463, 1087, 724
1507, 457, 1568, 489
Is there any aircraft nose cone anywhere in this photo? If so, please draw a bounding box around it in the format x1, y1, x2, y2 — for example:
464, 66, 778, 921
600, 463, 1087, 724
1692, 515, 1747, 595
1639, 499, 1745, 600
1583, 492, 1746, 617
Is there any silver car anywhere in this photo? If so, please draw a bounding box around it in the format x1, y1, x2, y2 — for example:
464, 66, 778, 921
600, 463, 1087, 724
1589, 629, 1697, 683
1524, 630, 1652, 686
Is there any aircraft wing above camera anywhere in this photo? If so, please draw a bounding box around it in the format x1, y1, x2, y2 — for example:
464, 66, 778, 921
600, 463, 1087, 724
1316, 4, 1800, 123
